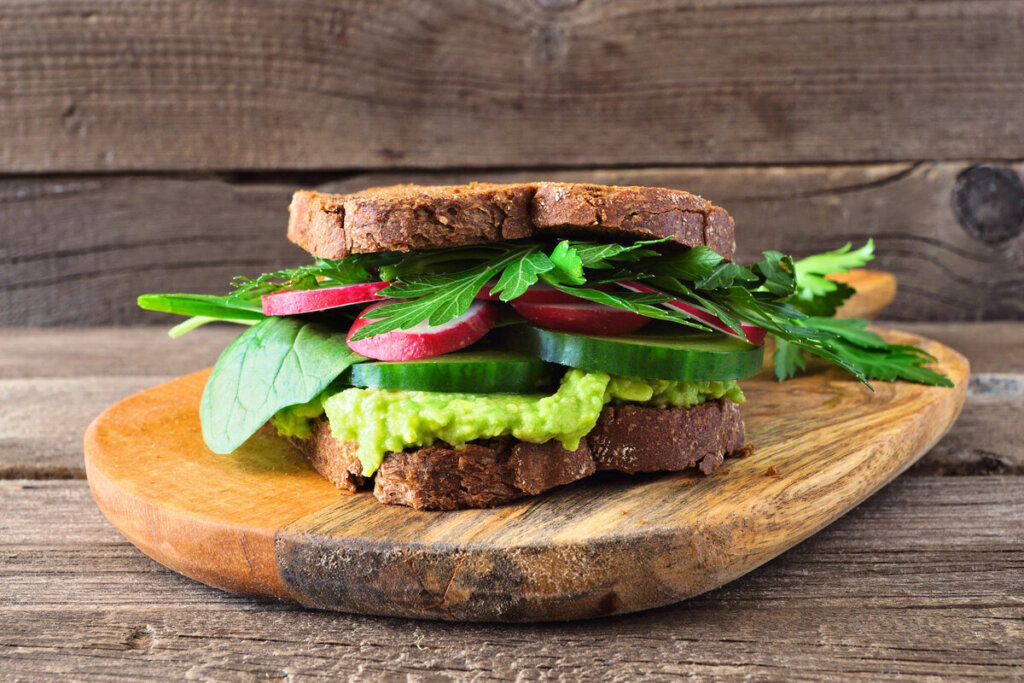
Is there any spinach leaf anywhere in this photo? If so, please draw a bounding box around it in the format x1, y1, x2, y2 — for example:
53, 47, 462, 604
199, 317, 364, 454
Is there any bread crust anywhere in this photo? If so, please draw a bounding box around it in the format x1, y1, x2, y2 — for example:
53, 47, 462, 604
288, 399, 746, 510
588, 401, 746, 475
288, 182, 736, 261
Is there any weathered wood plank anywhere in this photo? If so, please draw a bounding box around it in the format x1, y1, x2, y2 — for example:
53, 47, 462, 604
897, 322, 1024, 375
2, 478, 1021, 679
0, 327, 238, 379
4, 163, 1023, 325
3, 1, 1024, 171
1, 324, 1020, 478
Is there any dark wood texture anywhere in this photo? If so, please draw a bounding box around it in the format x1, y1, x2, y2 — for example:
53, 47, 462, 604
82, 331, 968, 621
3, 477, 1021, 679
3, 1, 1024, 171
4, 163, 1022, 325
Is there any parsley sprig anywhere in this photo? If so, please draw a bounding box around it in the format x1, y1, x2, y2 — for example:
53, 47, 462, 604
138, 238, 952, 387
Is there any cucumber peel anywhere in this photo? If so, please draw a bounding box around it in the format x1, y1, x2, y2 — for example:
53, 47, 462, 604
507, 326, 764, 382
344, 350, 559, 393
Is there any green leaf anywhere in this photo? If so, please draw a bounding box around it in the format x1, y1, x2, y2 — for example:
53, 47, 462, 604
751, 251, 797, 297
793, 281, 855, 317
695, 262, 759, 291
794, 239, 875, 282
789, 240, 875, 314
490, 250, 555, 301
773, 338, 806, 381
138, 293, 265, 320
548, 241, 586, 285
798, 317, 887, 349
647, 246, 723, 282
570, 237, 672, 269
200, 317, 365, 454
650, 276, 747, 336
823, 338, 954, 387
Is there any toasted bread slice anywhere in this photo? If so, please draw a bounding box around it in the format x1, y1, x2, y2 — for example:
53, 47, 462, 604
289, 399, 747, 510
288, 182, 736, 261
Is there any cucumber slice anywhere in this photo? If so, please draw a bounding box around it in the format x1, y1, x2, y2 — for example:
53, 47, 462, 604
346, 351, 559, 393
507, 326, 764, 381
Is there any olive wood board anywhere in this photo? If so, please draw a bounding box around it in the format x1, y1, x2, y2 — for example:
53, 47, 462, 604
83, 328, 966, 622
830, 269, 895, 320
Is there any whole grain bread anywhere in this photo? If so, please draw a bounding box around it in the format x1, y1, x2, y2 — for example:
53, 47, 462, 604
288, 182, 736, 261
288, 399, 746, 510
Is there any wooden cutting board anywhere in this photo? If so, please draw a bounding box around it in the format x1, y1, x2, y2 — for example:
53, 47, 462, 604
831, 269, 896, 319
84, 328, 967, 622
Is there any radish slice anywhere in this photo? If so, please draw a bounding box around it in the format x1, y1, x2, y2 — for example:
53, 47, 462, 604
616, 281, 768, 345
512, 300, 652, 336
476, 282, 612, 304
347, 301, 498, 361
262, 282, 389, 316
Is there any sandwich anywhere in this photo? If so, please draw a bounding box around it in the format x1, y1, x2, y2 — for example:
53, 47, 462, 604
139, 182, 952, 510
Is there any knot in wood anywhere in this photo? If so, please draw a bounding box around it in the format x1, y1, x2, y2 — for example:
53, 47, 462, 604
952, 165, 1024, 243
528, 23, 569, 65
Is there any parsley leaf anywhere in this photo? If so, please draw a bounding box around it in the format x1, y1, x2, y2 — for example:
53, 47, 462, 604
547, 241, 587, 285
790, 240, 874, 315
570, 236, 672, 269
773, 338, 806, 381
489, 249, 555, 301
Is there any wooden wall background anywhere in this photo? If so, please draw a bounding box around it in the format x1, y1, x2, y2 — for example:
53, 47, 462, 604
2, 0, 1023, 325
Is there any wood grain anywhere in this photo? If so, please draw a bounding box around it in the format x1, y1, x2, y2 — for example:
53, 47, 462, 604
82, 330, 968, 621
831, 270, 895, 320
3, 1, 1024, 171
3, 477, 1021, 680
4, 163, 1021, 325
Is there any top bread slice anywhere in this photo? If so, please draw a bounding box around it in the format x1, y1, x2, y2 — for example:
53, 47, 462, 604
288, 182, 736, 261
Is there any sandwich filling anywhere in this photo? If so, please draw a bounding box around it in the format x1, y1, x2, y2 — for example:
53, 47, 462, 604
275, 369, 744, 476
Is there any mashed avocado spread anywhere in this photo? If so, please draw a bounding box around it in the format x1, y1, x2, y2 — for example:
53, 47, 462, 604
275, 369, 744, 477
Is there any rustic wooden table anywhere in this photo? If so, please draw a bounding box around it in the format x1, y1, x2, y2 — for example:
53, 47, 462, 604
2, 323, 1021, 680
3, 1, 1024, 678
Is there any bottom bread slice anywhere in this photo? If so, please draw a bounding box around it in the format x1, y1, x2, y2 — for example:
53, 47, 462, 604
290, 399, 747, 510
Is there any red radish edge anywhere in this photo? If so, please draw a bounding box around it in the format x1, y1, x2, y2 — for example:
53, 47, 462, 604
511, 300, 651, 336
262, 282, 390, 316
347, 300, 497, 361
616, 281, 767, 345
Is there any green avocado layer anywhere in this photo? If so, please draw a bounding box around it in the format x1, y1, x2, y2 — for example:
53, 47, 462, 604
274, 369, 744, 477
